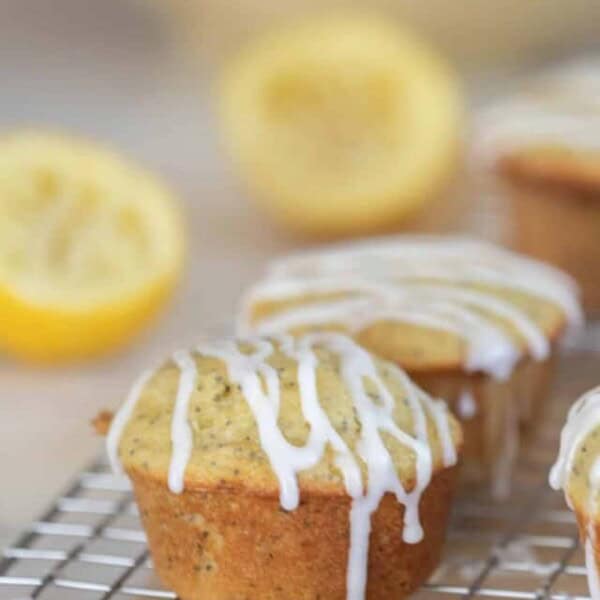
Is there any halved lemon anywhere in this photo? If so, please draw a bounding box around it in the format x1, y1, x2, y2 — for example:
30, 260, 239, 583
0, 131, 184, 363
218, 14, 464, 237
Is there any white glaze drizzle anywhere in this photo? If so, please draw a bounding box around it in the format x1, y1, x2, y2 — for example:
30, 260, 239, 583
239, 236, 582, 381
550, 386, 600, 493
106, 351, 199, 494
587, 468, 600, 600
168, 350, 198, 494
107, 333, 457, 600
472, 60, 600, 164
550, 386, 600, 600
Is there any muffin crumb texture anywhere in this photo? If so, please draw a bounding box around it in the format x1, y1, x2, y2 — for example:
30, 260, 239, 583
239, 236, 581, 375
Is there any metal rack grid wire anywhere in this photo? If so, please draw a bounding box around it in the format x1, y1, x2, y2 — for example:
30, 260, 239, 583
1, 337, 599, 599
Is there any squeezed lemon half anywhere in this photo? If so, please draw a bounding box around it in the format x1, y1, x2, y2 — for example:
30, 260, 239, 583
219, 15, 464, 236
0, 131, 184, 363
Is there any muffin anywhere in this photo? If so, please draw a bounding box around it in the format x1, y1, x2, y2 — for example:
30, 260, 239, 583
239, 235, 582, 496
550, 385, 600, 599
473, 60, 600, 313
102, 332, 462, 600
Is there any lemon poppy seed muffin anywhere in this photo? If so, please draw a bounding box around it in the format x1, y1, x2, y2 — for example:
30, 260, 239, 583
551, 386, 600, 600
473, 60, 600, 313
239, 235, 582, 496
104, 333, 462, 600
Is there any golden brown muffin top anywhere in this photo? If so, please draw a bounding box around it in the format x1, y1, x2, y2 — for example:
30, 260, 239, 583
474, 60, 600, 194
239, 236, 582, 376
109, 334, 461, 505
499, 147, 600, 197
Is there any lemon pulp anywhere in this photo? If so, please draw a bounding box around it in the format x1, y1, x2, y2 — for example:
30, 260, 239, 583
0, 132, 184, 363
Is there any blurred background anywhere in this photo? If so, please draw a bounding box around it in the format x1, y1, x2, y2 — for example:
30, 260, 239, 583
2, 0, 600, 547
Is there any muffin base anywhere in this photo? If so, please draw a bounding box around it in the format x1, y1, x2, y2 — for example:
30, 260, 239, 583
128, 465, 459, 600
411, 351, 557, 498
503, 179, 600, 314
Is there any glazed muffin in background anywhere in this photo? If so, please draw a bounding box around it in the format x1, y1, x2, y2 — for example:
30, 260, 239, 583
100, 333, 462, 600
239, 236, 583, 497
473, 60, 600, 314
550, 386, 600, 600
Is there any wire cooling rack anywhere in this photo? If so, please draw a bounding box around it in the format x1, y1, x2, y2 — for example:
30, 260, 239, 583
1, 336, 599, 600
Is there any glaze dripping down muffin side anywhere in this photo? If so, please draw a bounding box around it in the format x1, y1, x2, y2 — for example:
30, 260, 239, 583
550, 386, 600, 600
239, 235, 583, 496
104, 333, 462, 600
